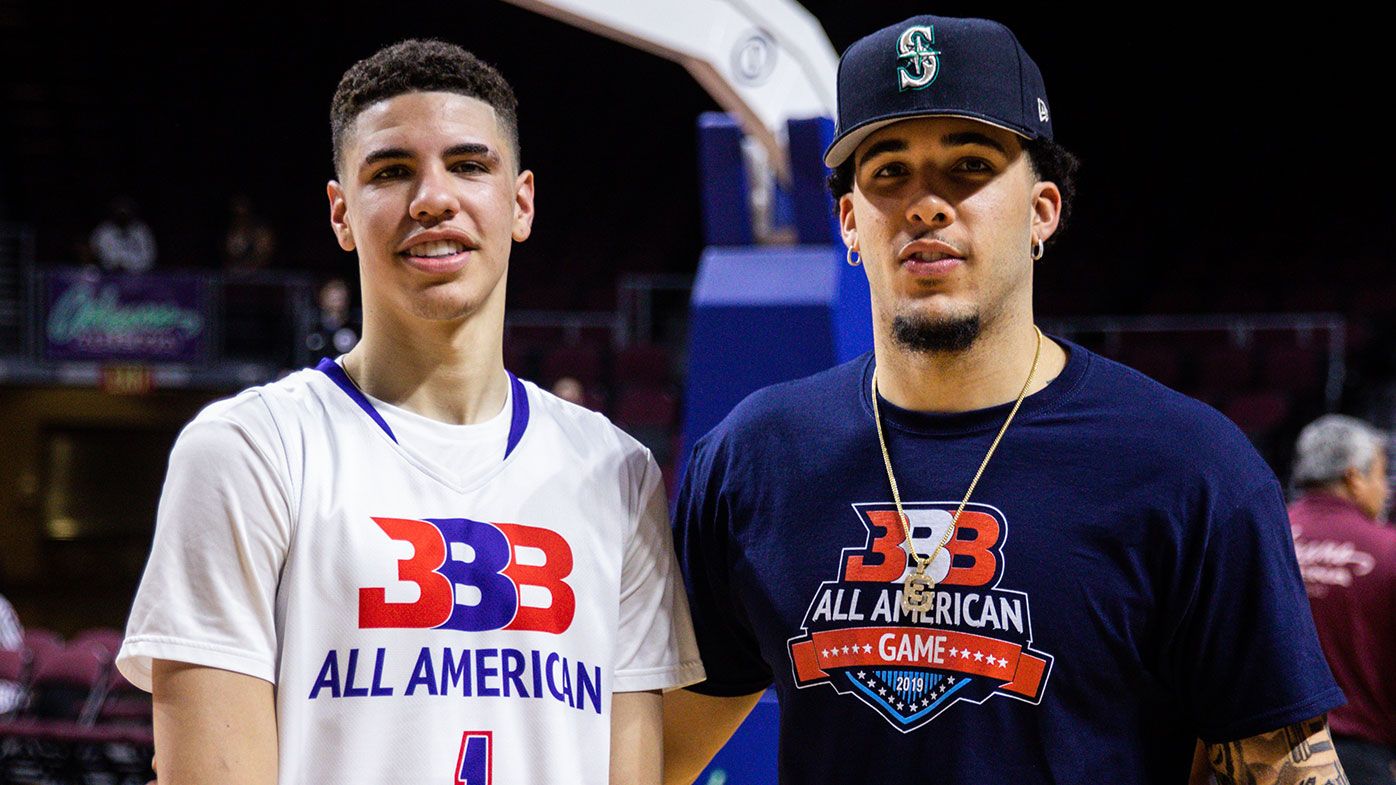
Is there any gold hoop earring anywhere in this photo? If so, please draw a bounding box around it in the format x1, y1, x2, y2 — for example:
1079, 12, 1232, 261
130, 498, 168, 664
1031, 237, 1045, 261
847, 246, 862, 267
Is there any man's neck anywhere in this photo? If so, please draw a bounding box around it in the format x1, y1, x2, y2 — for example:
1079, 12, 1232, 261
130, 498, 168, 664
344, 294, 510, 426
872, 312, 1068, 413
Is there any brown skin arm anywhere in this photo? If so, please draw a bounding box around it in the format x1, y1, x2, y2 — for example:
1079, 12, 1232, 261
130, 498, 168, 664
661, 689, 763, 785
151, 660, 277, 785
1206, 716, 1350, 785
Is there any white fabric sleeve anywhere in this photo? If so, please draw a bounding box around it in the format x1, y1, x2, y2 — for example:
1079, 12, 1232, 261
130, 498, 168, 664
116, 403, 293, 692
613, 450, 706, 693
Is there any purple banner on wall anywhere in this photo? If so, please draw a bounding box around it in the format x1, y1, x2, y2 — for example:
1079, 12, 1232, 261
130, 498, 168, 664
43, 268, 209, 362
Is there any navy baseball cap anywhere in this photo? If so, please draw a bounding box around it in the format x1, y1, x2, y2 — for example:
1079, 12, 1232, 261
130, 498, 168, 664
824, 15, 1053, 168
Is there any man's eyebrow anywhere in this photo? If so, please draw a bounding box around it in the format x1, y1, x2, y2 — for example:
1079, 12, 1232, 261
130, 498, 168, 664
361, 147, 413, 167
943, 131, 1008, 154
443, 142, 498, 161
857, 139, 908, 168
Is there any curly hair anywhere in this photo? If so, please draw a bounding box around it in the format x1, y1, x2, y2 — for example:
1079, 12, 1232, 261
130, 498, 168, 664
827, 135, 1081, 243
330, 39, 520, 175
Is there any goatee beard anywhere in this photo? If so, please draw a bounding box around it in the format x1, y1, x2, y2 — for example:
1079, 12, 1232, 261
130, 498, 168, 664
891, 313, 981, 353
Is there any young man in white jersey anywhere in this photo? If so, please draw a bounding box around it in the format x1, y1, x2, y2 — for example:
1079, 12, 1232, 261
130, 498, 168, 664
118, 39, 703, 785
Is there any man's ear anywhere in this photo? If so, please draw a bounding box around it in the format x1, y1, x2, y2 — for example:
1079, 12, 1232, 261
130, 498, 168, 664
327, 181, 354, 252
512, 169, 536, 243
839, 193, 857, 252
1030, 180, 1062, 247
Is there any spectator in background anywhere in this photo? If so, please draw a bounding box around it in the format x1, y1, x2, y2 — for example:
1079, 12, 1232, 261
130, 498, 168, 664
223, 195, 276, 274
304, 277, 359, 362
0, 591, 23, 713
1290, 414, 1396, 784
551, 376, 586, 407
90, 196, 156, 273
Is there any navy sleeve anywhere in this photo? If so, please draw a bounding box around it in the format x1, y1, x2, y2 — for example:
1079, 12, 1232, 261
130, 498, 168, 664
1171, 479, 1345, 742
672, 434, 773, 696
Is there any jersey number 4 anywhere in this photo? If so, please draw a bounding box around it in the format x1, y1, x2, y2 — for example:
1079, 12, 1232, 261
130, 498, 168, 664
456, 731, 491, 785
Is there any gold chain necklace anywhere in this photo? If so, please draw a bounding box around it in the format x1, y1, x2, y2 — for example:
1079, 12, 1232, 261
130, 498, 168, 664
872, 326, 1043, 614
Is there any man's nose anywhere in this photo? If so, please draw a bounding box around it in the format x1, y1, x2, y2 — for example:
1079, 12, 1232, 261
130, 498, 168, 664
409, 166, 460, 224
906, 184, 955, 228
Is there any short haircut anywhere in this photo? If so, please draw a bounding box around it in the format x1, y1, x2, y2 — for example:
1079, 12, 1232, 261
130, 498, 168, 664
1291, 414, 1388, 489
827, 135, 1081, 243
330, 39, 520, 176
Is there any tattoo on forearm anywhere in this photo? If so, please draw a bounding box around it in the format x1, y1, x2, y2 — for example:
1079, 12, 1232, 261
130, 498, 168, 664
1207, 716, 1350, 785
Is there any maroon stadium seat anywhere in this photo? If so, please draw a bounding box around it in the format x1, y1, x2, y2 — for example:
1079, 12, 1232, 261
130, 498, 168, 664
72, 628, 125, 658
1259, 344, 1323, 395
615, 344, 671, 387
22, 630, 63, 666
27, 643, 108, 723
1223, 391, 1291, 438
1197, 344, 1257, 391
616, 387, 677, 428
542, 343, 603, 386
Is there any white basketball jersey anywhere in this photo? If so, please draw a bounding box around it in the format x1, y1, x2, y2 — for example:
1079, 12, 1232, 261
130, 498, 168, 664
118, 361, 703, 784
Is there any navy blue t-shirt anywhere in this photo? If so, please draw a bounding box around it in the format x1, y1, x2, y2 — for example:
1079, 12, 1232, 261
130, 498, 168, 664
674, 339, 1343, 783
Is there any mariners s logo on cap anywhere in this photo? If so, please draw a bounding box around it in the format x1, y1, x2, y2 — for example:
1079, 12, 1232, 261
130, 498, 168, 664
896, 25, 940, 91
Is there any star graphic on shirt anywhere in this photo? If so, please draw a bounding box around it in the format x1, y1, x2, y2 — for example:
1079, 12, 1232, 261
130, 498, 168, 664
857, 671, 866, 679
821, 648, 829, 658
949, 647, 959, 657
921, 698, 931, 708
947, 676, 956, 684
973, 651, 984, 662
896, 701, 904, 710
878, 687, 887, 696
862, 644, 872, 653
959, 649, 971, 659
842, 645, 851, 655
997, 657, 1008, 668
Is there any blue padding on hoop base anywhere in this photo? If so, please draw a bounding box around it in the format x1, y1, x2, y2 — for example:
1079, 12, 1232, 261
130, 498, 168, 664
787, 116, 839, 246
697, 112, 753, 247
681, 245, 872, 458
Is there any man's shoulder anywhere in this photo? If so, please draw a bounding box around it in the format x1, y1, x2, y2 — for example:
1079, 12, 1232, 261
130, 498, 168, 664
179, 367, 328, 453
524, 378, 652, 463
1075, 345, 1266, 468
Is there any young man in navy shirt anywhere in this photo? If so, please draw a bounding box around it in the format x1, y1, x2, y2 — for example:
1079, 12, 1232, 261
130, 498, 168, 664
665, 15, 1348, 785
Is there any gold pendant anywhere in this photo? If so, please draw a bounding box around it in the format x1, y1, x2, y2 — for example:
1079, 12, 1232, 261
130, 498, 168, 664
902, 570, 934, 614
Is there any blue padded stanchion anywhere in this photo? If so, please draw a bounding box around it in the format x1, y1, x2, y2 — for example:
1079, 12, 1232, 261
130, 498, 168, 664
682, 245, 871, 454
697, 112, 754, 247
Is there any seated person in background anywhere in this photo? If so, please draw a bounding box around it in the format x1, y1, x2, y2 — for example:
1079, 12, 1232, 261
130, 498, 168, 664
305, 277, 360, 362
1289, 414, 1396, 785
90, 196, 157, 273
224, 195, 277, 274
551, 376, 586, 407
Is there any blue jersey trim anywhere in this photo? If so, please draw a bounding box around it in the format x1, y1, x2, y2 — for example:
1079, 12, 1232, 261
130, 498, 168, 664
315, 357, 398, 443
504, 371, 529, 461
315, 358, 529, 461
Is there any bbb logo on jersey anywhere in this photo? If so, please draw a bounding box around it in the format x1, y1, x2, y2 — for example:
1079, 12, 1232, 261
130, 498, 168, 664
359, 516, 575, 634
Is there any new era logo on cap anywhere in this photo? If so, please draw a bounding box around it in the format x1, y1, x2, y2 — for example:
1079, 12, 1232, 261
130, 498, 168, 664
824, 15, 1054, 167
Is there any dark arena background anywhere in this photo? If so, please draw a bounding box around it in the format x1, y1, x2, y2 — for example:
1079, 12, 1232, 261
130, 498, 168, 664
1, 2, 1392, 783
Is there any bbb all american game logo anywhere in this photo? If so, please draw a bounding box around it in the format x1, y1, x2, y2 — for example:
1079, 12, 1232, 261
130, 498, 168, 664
787, 501, 1053, 732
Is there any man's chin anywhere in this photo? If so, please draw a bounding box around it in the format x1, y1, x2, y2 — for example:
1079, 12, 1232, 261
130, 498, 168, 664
891, 312, 981, 353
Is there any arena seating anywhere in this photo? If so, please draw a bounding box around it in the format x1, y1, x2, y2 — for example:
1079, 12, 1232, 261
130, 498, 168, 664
0, 628, 153, 785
